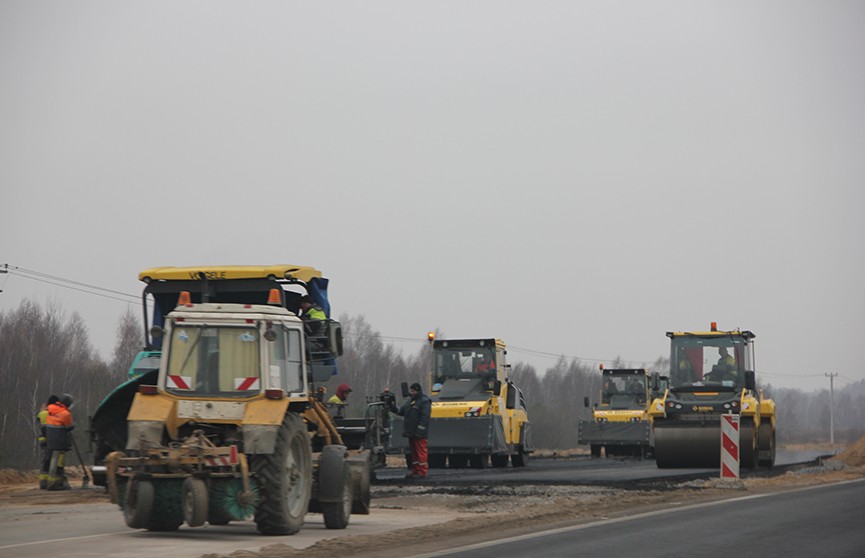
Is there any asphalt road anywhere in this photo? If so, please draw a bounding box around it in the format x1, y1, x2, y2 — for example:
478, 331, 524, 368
375, 449, 829, 485
418, 478, 865, 558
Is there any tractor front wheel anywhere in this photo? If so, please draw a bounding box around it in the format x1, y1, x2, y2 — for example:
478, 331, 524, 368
252, 414, 312, 535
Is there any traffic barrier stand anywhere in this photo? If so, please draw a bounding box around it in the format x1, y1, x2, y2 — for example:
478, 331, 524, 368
720, 413, 740, 479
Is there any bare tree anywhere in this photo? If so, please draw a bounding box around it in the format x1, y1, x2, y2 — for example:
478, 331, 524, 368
109, 306, 143, 379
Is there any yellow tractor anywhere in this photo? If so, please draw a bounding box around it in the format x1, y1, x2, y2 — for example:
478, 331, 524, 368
95, 265, 371, 535
579, 367, 661, 459
649, 322, 776, 469
389, 336, 532, 468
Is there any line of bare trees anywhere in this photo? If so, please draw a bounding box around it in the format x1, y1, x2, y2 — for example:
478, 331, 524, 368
0, 300, 141, 470
1, 300, 863, 471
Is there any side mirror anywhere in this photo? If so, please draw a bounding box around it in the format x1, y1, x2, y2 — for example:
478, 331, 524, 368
400, 381, 410, 398
149, 325, 164, 339
493, 379, 502, 397
650, 371, 660, 391
583, 396, 590, 408
263, 326, 277, 342
504, 381, 516, 408
744, 370, 756, 391
328, 321, 343, 356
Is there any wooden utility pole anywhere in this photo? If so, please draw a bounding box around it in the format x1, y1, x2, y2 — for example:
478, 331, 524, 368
825, 372, 838, 447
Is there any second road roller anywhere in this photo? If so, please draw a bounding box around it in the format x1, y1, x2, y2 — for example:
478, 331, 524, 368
649, 322, 776, 469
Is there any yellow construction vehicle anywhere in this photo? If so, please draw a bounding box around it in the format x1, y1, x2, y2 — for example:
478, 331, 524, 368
579, 367, 661, 459
649, 322, 776, 469
93, 265, 372, 535
389, 336, 532, 468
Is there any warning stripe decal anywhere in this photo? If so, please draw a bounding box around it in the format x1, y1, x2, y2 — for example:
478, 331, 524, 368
167, 375, 192, 390
234, 377, 260, 390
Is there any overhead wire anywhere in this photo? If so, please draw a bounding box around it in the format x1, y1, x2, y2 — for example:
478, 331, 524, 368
1, 263, 146, 307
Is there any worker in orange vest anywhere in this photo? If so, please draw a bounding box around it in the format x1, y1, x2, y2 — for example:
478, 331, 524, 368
45, 394, 74, 491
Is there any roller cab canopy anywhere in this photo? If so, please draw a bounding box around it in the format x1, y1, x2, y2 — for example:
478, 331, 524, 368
430, 338, 506, 381
139, 265, 322, 284
139, 264, 331, 349
667, 327, 756, 390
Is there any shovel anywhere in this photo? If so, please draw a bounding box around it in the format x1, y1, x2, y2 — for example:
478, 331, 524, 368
69, 432, 91, 489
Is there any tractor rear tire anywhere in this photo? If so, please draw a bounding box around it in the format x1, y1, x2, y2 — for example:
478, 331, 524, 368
252, 414, 312, 535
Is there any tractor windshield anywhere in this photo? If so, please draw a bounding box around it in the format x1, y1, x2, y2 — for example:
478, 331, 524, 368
164, 325, 262, 398
669, 335, 750, 389
433, 346, 496, 383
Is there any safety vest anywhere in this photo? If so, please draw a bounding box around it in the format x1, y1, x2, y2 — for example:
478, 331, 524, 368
37, 409, 49, 444
304, 306, 326, 321
46, 403, 72, 427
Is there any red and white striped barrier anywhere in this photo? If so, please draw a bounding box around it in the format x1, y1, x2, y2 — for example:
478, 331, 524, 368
720, 413, 740, 479
205, 445, 239, 468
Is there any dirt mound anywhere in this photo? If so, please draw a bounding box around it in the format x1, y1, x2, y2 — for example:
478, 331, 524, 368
0, 467, 85, 485
832, 433, 865, 466
0, 469, 38, 484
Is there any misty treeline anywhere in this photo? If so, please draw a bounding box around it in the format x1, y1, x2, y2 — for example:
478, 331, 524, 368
0, 301, 142, 470
2, 300, 864, 471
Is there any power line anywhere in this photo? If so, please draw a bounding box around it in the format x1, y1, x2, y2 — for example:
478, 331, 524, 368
2, 264, 140, 303
759, 370, 825, 378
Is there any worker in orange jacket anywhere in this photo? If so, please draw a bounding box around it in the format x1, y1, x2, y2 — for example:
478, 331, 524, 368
45, 394, 74, 491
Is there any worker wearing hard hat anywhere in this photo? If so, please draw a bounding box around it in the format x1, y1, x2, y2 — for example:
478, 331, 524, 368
45, 394, 74, 490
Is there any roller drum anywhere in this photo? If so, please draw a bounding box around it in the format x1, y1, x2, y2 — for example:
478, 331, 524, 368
654, 420, 755, 469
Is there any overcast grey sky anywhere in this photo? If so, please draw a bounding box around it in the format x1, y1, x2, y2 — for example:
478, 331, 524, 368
2, 1, 863, 392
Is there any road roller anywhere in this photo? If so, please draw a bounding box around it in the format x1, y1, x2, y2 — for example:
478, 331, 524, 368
648, 322, 776, 469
